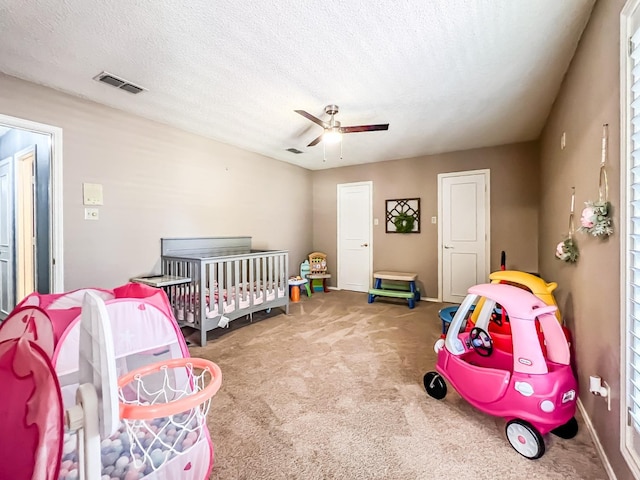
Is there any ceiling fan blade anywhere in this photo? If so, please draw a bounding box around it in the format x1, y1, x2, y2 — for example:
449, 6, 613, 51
340, 124, 389, 133
295, 110, 329, 129
307, 134, 324, 147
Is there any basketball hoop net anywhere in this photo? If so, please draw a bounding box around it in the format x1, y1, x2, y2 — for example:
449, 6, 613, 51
118, 358, 222, 472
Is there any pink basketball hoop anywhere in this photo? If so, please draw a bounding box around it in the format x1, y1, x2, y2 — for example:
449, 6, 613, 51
118, 357, 221, 419
117, 357, 222, 473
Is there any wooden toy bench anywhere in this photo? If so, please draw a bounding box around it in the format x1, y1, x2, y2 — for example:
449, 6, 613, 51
367, 271, 420, 309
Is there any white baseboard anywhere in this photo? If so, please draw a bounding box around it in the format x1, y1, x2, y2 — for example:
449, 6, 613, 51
577, 398, 616, 480
422, 297, 440, 302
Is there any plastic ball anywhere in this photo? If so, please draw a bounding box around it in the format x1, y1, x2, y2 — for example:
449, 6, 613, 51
101, 476, 111, 480
67, 469, 79, 479
112, 467, 124, 478
115, 455, 130, 470
101, 451, 119, 467
101, 439, 112, 449
124, 470, 140, 480
150, 448, 167, 468
63, 440, 76, 455
59, 469, 69, 478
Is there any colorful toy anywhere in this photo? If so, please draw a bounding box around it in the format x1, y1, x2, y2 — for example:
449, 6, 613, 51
424, 283, 578, 459
0, 283, 222, 479
306, 252, 331, 292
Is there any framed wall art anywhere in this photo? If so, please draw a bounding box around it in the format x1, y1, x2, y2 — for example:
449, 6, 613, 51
385, 198, 420, 233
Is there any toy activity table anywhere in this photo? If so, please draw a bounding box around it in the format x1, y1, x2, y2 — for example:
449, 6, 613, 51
288, 278, 310, 302
368, 271, 420, 309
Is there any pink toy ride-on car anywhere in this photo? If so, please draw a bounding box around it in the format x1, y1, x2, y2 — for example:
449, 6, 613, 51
423, 283, 578, 459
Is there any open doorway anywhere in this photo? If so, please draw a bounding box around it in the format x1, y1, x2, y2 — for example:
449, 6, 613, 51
0, 115, 64, 319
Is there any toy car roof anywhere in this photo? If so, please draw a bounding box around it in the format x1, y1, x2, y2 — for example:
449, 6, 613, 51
468, 283, 557, 320
489, 270, 558, 296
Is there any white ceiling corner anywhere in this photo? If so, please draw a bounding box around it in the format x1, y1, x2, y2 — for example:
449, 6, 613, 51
0, 0, 595, 170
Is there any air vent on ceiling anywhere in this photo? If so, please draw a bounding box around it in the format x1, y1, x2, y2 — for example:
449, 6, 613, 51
93, 71, 146, 94
286, 148, 304, 154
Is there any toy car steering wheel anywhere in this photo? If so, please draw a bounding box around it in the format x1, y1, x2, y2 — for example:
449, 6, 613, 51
469, 327, 493, 357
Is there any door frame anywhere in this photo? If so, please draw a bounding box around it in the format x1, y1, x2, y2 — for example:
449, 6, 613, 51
0, 113, 64, 294
0, 156, 14, 317
336, 181, 373, 291
620, 1, 640, 477
437, 169, 490, 302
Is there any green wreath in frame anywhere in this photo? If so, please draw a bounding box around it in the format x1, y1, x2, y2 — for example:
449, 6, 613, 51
393, 212, 415, 233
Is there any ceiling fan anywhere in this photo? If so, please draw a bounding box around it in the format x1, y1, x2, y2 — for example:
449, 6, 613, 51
294, 105, 389, 147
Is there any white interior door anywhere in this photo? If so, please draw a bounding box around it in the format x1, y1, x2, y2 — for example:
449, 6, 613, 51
439, 170, 490, 303
0, 156, 14, 319
16, 148, 35, 301
337, 181, 372, 292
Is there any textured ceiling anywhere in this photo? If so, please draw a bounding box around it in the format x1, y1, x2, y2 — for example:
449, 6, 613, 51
0, 0, 595, 170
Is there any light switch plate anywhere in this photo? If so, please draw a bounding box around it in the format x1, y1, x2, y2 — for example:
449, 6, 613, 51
83, 183, 104, 205
84, 208, 99, 220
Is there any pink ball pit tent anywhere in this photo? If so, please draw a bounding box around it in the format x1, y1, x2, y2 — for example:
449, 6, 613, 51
0, 283, 215, 480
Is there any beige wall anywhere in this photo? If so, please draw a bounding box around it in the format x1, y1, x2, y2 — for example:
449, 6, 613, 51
0, 73, 313, 290
311, 142, 540, 298
539, 0, 632, 478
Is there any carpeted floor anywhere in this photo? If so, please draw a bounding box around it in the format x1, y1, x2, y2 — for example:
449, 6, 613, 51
187, 290, 608, 480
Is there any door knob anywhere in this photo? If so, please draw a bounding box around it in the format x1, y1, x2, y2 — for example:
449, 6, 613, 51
361, 243, 369, 247
444, 245, 453, 249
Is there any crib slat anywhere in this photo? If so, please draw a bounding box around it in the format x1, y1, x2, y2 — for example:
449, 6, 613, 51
217, 261, 225, 315
249, 257, 255, 307
234, 259, 240, 310
208, 262, 215, 318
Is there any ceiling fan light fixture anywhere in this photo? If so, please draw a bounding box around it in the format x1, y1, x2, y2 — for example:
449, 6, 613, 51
323, 129, 342, 144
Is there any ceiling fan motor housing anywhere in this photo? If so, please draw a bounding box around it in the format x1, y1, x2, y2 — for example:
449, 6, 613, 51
324, 105, 339, 116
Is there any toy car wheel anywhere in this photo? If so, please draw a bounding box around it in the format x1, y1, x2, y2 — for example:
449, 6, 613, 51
505, 420, 545, 459
423, 371, 447, 400
551, 416, 578, 439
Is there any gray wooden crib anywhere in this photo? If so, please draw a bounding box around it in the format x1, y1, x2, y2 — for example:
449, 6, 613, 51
161, 237, 289, 346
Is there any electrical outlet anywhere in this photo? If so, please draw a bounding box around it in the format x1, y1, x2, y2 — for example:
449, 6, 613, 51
561, 132, 566, 150
84, 208, 99, 220
431, 216, 437, 224
374, 218, 379, 226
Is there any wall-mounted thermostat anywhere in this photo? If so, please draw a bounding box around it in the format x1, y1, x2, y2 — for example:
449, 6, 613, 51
83, 182, 104, 205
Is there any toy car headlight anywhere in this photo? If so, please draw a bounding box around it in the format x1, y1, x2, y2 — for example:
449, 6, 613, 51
540, 400, 555, 413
